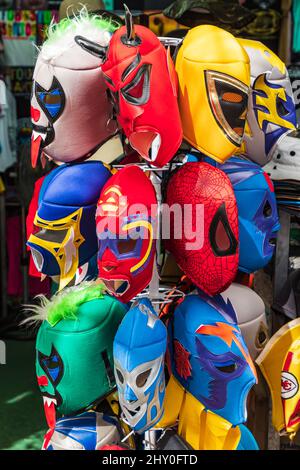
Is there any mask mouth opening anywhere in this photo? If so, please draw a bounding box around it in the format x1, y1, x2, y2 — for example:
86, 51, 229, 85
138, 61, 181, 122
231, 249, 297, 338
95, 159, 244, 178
102, 278, 129, 296
269, 237, 277, 247
126, 405, 140, 416
129, 130, 161, 162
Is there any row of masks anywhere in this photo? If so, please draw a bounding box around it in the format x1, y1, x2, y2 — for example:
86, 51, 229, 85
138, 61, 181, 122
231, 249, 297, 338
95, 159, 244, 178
30, 10, 296, 170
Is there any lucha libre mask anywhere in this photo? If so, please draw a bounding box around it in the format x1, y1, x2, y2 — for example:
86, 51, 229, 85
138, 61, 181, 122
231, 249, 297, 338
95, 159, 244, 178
96, 165, 157, 303
221, 283, 269, 360
170, 292, 257, 426
98, 8, 182, 167
31, 12, 117, 167
257, 318, 300, 438
206, 156, 280, 273
175, 25, 250, 163
27, 162, 111, 291
35, 284, 127, 429
113, 298, 167, 433
164, 162, 239, 296
44, 411, 121, 450
238, 39, 296, 166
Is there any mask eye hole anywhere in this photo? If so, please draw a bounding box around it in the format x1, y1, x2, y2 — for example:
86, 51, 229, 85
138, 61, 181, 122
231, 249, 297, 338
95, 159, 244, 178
209, 202, 238, 257
214, 362, 237, 373
276, 95, 289, 117
116, 368, 124, 384
222, 92, 243, 103
121, 64, 151, 105
263, 200, 272, 218
35, 228, 68, 244
136, 369, 151, 387
117, 238, 137, 254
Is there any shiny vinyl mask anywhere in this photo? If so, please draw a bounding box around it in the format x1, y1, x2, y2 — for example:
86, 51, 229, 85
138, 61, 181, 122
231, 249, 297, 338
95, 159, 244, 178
96, 165, 157, 303
27, 162, 111, 290
170, 292, 257, 425
238, 39, 296, 166
175, 25, 250, 163
164, 162, 239, 296
206, 156, 280, 273
113, 298, 167, 433
30, 16, 116, 167
101, 10, 182, 167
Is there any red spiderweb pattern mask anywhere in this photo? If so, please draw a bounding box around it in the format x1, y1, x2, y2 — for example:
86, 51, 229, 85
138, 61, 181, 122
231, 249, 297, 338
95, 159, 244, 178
101, 21, 182, 168
165, 162, 239, 296
96, 165, 157, 304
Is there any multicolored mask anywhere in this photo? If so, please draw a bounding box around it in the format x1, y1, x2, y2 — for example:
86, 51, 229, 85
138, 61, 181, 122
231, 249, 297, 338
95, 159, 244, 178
164, 162, 239, 296
221, 283, 269, 360
113, 298, 167, 433
96, 165, 157, 303
170, 292, 257, 426
206, 156, 280, 274
31, 11, 117, 167
257, 318, 300, 439
35, 283, 127, 429
99, 8, 182, 167
175, 25, 250, 163
44, 411, 121, 450
238, 39, 296, 166
27, 162, 111, 290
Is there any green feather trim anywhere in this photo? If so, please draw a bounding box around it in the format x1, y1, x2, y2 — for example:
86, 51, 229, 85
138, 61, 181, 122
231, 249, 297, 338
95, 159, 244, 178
23, 281, 106, 328
47, 281, 106, 327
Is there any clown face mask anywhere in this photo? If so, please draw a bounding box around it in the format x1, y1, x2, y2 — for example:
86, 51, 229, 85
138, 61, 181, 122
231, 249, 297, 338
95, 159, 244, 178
31, 12, 117, 167
175, 25, 250, 163
170, 292, 257, 426
113, 298, 167, 433
96, 165, 157, 303
35, 284, 127, 428
98, 8, 182, 167
207, 156, 280, 274
164, 162, 239, 296
238, 39, 296, 166
27, 162, 111, 290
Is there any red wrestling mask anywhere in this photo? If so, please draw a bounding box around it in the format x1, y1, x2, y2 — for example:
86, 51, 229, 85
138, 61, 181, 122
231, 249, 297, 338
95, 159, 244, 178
101, 7, 182, 167
96, 165, 157, 303
164, 162, 239, 296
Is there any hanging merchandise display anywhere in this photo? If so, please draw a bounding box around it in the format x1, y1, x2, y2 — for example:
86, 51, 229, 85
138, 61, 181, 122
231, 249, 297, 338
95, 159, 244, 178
17, 4, 298, 452
238, 38, 296, 167
205, 156, 280, 274
175, 24, 250, 163
96, 165, 157, 303
164, 161, 239, 296
30, 9, 119, 167
33, 282, 127, 432
27, 161, 111, 291
256, 318, 300, 440
100, 7, 182, 167
113, 298, 167, 433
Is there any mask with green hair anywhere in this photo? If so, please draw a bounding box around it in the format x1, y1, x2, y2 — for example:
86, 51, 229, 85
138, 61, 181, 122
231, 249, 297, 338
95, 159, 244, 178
31, 7, 120, 167
34, 281, 127, 428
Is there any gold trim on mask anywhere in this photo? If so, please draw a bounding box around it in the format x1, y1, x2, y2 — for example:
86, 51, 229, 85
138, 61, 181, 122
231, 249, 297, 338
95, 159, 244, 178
28, 208, 84, 291
205, 70, 249, 147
